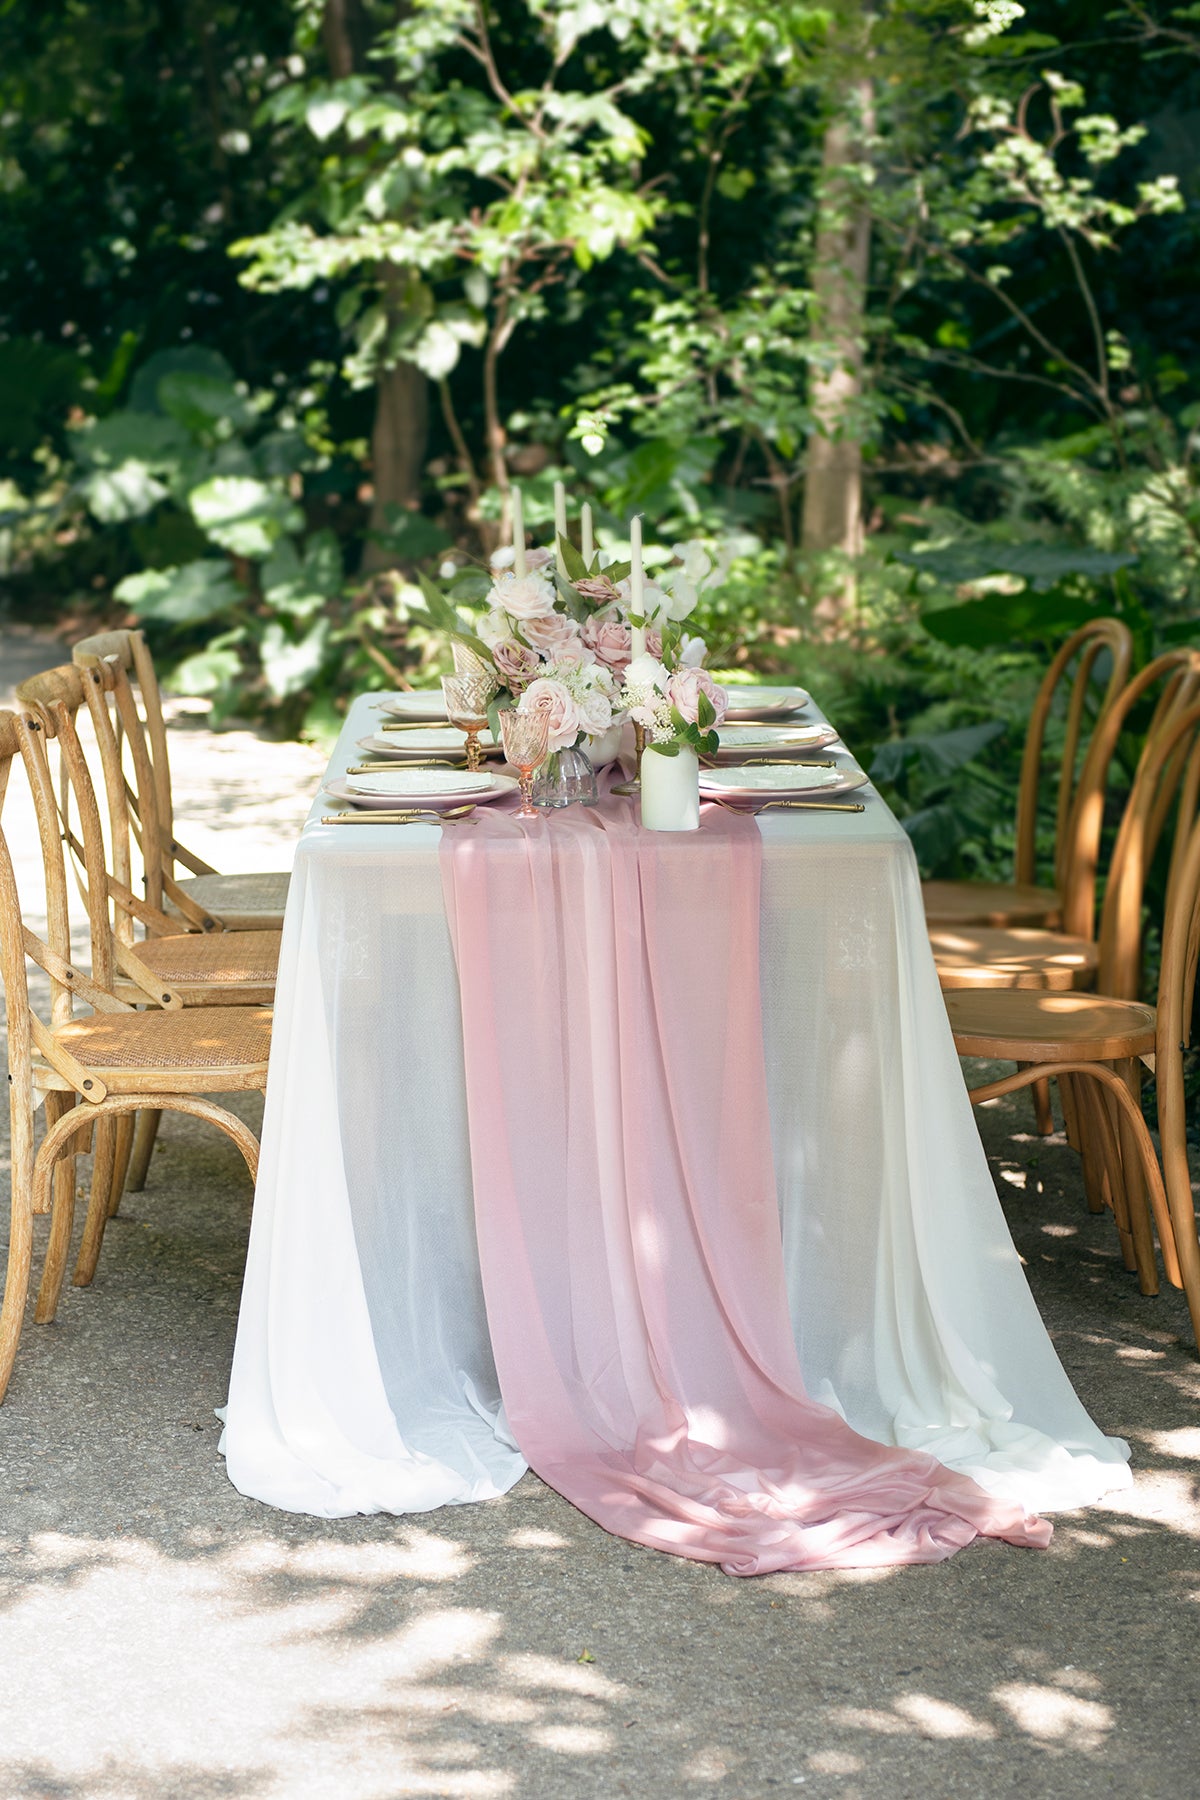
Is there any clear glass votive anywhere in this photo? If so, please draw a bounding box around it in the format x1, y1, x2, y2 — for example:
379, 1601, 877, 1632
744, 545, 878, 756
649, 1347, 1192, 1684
532, 745, 599, 809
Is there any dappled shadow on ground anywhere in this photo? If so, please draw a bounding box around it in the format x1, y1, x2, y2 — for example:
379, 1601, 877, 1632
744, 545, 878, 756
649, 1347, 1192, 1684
0, 1086, 1197, 1797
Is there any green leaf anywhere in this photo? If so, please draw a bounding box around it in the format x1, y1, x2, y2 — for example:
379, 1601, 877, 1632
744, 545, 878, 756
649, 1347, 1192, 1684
558, 535, 588, 582
696, 690, 715, 730
871, 721, 1005, 785
129, 347, 236, 415
157, 371, 255, 437
373, 508, 453, 561
648, 740, 680, 757
170, 643, 243, 698
261, 618, 331, 700
189, 476, 303, 559
78, 462, 170, 523
898, 541, 1137, 592
920, 589, 1106, 650
115, 558, 243, 627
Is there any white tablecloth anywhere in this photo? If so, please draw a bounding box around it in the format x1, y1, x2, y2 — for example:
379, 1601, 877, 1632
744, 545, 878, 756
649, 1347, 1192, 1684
222, 695, 1131, 1517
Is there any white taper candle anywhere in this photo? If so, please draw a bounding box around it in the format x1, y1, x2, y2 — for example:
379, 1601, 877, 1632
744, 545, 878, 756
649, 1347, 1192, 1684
512, 484, 526, 577
553, 479, 567, 575
581, 501, 594, 565
629, 515, 647, 657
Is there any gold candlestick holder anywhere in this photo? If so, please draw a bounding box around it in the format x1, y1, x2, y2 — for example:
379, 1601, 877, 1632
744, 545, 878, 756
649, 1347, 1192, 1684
632, 721, 647, 788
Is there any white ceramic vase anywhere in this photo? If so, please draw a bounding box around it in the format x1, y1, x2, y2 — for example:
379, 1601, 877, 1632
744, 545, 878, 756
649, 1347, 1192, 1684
640, 745, 700, 832
585, 723, 623, 768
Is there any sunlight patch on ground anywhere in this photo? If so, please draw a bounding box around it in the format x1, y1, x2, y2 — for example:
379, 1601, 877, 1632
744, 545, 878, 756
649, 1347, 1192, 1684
992, 1683, 1113, 1751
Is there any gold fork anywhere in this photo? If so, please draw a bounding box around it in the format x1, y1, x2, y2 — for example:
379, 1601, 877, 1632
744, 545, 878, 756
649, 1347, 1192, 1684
320, 804, 477, 825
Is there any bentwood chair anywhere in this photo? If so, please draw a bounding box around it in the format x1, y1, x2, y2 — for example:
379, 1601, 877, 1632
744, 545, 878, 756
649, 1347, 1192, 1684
946, 702, 1200, 1349
930, 651, 1200, 994
0, 706, 271, 1403
16, 662, 280, 1200
72, 628, 291, 931
922, 618, 1134, 932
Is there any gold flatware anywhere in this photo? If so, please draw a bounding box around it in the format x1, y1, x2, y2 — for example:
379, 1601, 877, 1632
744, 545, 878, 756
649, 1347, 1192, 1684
354, 758, 470, 770
708, 797, 866, 815
344, 760, 471, 775
380, 719, 460, 732
320, 804, 476, 825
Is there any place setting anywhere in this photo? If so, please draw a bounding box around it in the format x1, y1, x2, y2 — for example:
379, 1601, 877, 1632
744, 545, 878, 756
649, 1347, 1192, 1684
700, 760, 871, 816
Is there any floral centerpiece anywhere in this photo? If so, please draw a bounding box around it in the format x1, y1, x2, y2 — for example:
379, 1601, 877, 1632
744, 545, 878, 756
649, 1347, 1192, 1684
414, 500, 733, 791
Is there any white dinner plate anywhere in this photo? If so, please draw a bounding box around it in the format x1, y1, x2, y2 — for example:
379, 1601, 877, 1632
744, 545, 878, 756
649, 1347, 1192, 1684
345, 769, 500, 799
377, 692, 450, 722
323, 774, 518, 810
700, 763, 870, 799
356, 728, 502, 760
714, 723, 839, 759
721, 685, 810, 720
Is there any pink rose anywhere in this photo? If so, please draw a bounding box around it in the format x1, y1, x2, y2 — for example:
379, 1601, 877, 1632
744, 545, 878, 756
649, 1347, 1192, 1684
664, 666, 728, 730
491, 638, 542, 690
576, 574, 621, 605
517, 677, 582, 753
521, 611, 588, 661
582, 611, 632, 672
646, 628, 663, 661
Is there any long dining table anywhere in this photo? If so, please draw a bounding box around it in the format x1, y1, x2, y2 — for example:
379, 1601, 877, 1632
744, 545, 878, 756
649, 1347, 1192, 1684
221, 692, 1131, 1528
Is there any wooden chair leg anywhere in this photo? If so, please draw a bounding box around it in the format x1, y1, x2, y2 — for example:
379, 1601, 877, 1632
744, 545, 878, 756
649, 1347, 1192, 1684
73, 1117, 118, 1288
1060, 1072, 1105, 1212
107, 1113, 135, 1218
1109, 1059, 1159, 1295
1032, 1076, 1055, 1136
34, 1094, 79, 1324
126, 1109, 162, 1193
0, 1139, 34, 1406
1076, 1074, 1140, 1274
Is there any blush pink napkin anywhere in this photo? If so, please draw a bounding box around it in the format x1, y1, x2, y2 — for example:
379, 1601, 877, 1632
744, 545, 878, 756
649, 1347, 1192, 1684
440, 797, 1051, 1574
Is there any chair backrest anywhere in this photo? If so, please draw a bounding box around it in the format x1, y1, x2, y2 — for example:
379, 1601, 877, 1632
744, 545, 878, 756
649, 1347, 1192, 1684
1154, 727, 1200, 1246
17, 659, 183, 946
1058, 649, 1200, 942
72, 627, 174, 855
1014, 617, 1134, 895
0, 709, 37, 1215
1095, 689, 1200, 1000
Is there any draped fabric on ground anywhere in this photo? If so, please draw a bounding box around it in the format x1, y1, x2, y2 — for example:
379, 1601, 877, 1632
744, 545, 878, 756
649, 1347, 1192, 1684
440, 798, 1052, 1574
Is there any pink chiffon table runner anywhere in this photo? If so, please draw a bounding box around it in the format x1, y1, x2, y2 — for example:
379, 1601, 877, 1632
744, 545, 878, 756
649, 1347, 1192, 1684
439, 795, 1051, 1574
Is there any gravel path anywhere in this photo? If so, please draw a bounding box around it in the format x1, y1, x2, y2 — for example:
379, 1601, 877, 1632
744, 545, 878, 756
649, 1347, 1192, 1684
0, 628, 1197, 1800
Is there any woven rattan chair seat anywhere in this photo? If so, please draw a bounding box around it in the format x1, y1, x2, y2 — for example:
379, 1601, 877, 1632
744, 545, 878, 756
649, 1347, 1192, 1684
172, 870, 290, 931
52, 1005, 273, 1090
930, 925, 1098, 992
922, 879, 1061, 930
135, 929, 281, 986
946, 989, 1156, 1062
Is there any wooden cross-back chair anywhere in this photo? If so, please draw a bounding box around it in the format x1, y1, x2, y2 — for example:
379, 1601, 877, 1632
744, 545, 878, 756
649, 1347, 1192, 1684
923, 617, 1134, 932
72, 627, 291, 932
930, 649, 1200, 995
15, 661, 281, 1201
946, 699, 1200, 1350
0, 704, 271, 1404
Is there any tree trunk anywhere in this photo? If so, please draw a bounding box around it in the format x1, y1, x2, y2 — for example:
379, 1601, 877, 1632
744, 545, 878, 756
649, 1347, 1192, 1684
802, 81, 873, 625
363, 359, 430, 569
323, 0, 429, 569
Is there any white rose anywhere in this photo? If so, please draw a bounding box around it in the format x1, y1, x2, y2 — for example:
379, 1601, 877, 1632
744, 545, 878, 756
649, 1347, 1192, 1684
624, 652, 668, 692
488, 570, 557, 621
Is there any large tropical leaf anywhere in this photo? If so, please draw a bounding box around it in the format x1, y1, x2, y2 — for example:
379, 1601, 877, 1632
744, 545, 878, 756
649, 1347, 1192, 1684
189, 476, 303, 558
897, 540, 1137, 592
115, 559, 243, 627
